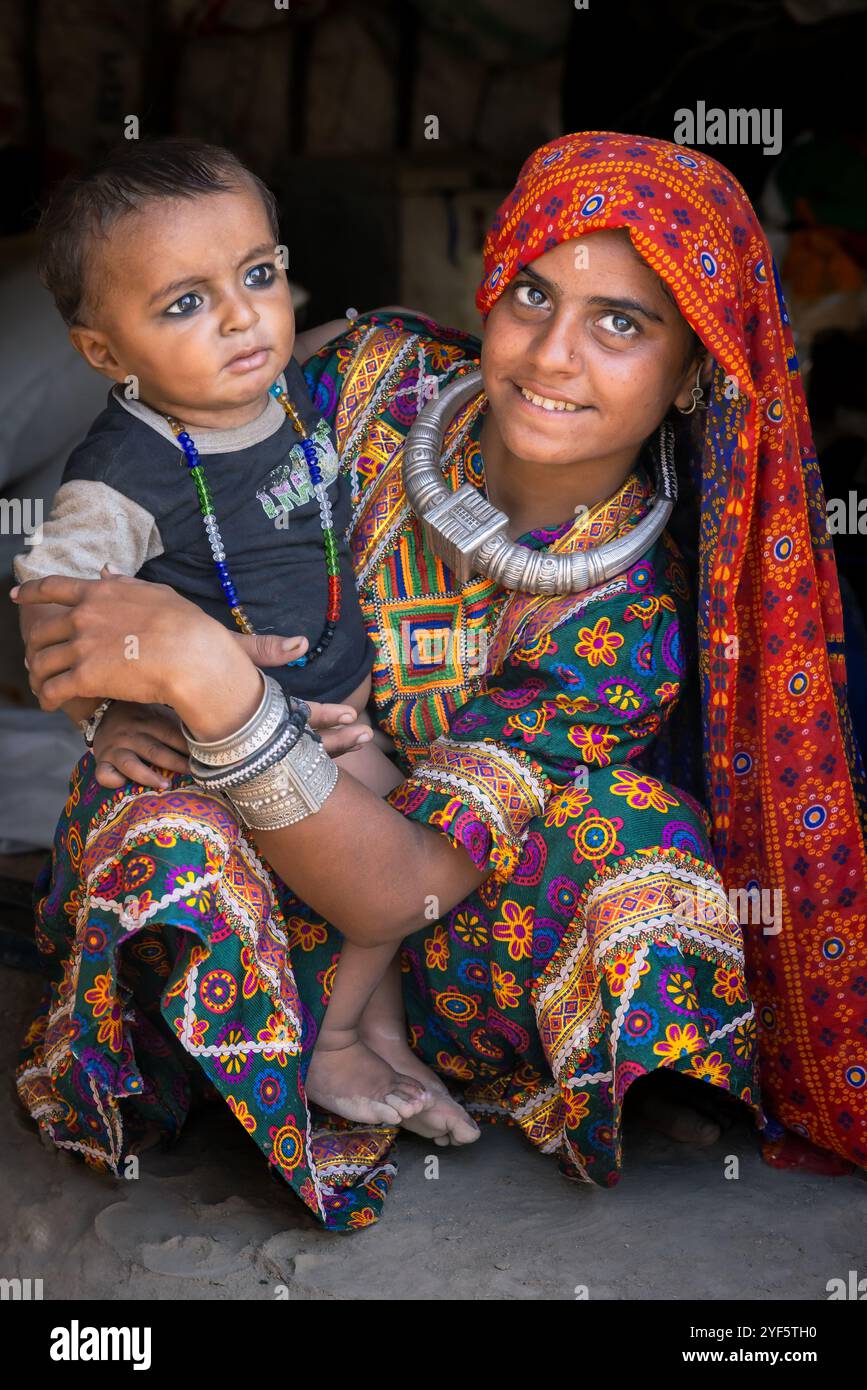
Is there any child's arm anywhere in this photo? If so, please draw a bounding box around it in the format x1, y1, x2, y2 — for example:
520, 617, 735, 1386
88, 697, 190, 789
13, 476, 164, 728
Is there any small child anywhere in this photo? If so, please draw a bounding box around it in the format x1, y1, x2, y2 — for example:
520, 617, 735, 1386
15, 137, 474, 1142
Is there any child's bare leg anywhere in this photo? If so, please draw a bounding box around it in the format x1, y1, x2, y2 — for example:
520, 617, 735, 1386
308, 717, 480, 1142
305, 937, 433, 1125
304, 729, 429, 1124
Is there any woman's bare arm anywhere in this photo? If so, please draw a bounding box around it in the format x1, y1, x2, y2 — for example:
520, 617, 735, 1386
14, 573, 489, 944
254, 769, 488, 947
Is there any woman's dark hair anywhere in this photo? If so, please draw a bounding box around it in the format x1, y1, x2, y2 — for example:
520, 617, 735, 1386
36, 136, 280, 327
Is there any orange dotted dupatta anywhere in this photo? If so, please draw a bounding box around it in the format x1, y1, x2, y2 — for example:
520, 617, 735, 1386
476, 131, 867, 1169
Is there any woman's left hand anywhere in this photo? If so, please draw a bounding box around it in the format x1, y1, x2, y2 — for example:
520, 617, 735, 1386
304, 702, 375, 758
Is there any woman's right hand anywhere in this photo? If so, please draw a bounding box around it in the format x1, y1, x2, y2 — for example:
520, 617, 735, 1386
91, 701, 191, 790
14, 571, 255, 718
13, 570, 378, 753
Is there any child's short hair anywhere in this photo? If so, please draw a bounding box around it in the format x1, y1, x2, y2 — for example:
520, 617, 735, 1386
37, 136, 280, 327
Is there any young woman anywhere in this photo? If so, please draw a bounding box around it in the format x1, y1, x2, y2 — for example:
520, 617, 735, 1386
15, 133, 865, 1230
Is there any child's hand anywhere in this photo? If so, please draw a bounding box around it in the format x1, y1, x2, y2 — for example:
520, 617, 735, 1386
91, 701, 191, 790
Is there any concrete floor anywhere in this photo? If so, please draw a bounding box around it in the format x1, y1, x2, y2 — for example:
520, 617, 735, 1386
2, 965, 864, 1302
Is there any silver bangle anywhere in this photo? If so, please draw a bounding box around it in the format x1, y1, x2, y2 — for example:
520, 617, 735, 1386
80, 699, 113, 748
189, 714, 305, 791
182, 672, 309, 768
224, 726, 339, 830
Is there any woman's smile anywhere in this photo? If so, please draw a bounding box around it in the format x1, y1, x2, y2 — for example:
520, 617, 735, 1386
512, 380, 590, 414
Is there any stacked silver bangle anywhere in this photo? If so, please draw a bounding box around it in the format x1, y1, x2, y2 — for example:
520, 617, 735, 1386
181, 672, 339, 831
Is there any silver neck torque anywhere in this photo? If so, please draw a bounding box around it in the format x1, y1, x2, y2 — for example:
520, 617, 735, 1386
402, 369, 677, 595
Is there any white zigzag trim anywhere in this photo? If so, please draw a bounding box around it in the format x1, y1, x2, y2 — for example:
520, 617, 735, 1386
596, 914, 745, 963
231, 822, 303, 1046
90, 870, 220, 931
565, 1069, 613, 1086
86, 807, 303, 1047
532, 930, 587, 1013
511, 1082, 561, 1120
585, 857, 747, 957
48, 1131, 117, 1171
538, 1133, 563, 1155
33, 1074, 123, 1175
415, 740, 547, 840
435, 737, 549, 805
707, 1006, 754, 1044
357, 503, 412, 588
176, 961, 301, 1056
610, 943, 650, 1055
561, 1134, 593, 1183
550, 993, 605, 1072
177, 959, 300, 1058
345, 333, 420, 531
415, 767, 512, 838
315, 1160, 398, 1184
465, 1097, 510, 1116
87, 1069, 121, 1170
343, 330, 418, 464
584, 854, 728, 908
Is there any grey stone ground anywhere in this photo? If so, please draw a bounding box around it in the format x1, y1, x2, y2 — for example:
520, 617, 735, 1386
2, 967, 865, 1301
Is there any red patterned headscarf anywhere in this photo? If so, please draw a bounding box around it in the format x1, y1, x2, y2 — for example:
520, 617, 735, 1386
477, 131, 867, 1169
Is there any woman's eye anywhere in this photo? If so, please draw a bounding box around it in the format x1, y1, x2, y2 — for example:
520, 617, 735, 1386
165, 292, 203, 316
514, 283, 548, 309
245, 263, 275, 287
597, 312, 639, 338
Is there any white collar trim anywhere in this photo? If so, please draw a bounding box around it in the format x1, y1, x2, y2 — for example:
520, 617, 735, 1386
112, 369, 289, 454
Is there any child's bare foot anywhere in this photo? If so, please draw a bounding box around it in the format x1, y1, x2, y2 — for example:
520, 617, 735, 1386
361, 1025, 481, 1147
305, 1029, 431, 1126
401, 1093, 483, 1147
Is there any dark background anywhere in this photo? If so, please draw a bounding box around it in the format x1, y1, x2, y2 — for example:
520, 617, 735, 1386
2, 0, 866, 623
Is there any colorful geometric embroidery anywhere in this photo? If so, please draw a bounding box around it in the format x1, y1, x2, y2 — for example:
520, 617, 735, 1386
409, 737, 549, 854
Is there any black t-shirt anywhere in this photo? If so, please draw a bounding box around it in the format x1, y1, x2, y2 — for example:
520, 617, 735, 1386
40, 358, 374, 703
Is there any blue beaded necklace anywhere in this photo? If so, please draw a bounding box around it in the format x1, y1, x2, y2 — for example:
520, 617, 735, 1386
165, 383, 342, 667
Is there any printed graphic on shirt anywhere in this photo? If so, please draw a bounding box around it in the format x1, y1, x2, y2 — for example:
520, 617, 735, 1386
255, 418, 339, 521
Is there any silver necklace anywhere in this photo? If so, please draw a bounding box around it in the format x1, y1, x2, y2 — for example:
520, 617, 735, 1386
403, 370, 677, 594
